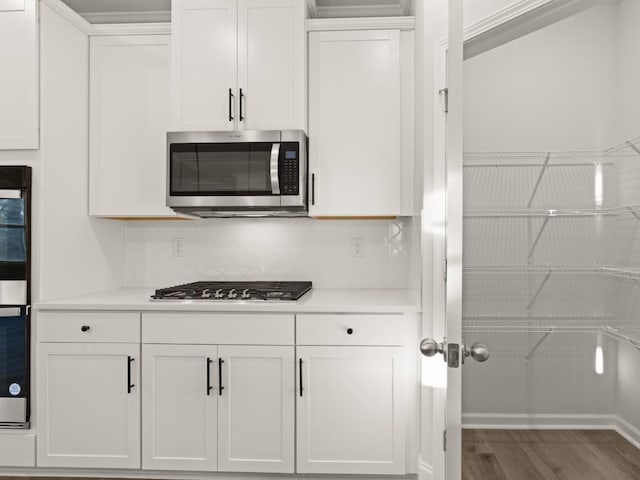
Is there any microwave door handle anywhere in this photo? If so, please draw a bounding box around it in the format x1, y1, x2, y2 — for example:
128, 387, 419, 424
270, 144, 281, 195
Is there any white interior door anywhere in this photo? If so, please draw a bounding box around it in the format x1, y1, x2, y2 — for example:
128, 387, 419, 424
421, 1, 464, 479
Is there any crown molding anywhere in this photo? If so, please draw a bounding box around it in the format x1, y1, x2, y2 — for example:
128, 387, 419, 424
81, 10, 171, 25
41, 0, 92, 35
306, 0, 318, 18
90, 22, 171, 36
306, 16, 415, 31
463, 0, 603, 59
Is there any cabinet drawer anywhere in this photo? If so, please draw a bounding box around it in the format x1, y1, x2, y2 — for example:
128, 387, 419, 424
38, 311, 140, 343
142, 313, 294, 345
296, 314, 409, 346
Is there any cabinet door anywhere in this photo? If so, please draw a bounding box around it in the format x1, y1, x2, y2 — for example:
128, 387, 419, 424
237, 0, 304, 131
37, 343, 140, 468
297, 346, 406, 474
172, 0, 237, 131
0, 0, 38, 149
89, 35, 175, 217
309, 30, 401, 216
142, 344, 218, 471
218, 345, 294, 473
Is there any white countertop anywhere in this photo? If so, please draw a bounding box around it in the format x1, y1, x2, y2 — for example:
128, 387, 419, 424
34, 288, 421, 314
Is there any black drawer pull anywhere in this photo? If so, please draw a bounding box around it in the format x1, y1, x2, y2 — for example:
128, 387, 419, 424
299, 358, 303, 397
81, 325, 90, 332
206, 357, 213, 396
127, 356, 135, 394
347, 328, 354, 335
218, 358, 224, 396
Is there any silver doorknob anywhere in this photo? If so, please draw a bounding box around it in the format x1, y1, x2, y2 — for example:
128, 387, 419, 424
464, 342, 490, 362
420, 338, 444, 357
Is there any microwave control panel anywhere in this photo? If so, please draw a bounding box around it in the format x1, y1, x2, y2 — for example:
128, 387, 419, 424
279, 143, 299, 195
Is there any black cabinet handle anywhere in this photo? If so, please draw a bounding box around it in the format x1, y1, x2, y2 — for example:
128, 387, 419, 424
218, 358, 224, 396
81, 325, 90, 332
311, 174, 315, 206
127, 356, 135, 394
239, 88, 244, 121
206, 357, 213, 396
299, 358, 303, 397
347, 328, 354, 335
228, 88, 234, 121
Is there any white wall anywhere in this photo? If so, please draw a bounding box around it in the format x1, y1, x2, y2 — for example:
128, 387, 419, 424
464, 5, 618, 152
38, 1, 125, 300
612, 0, 640, 440
616, 342, 640, 443
614, 0, 640, 145
123, 218, 413, 289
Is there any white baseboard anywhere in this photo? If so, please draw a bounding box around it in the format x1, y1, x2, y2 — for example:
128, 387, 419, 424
462, 413, 640, 450
615, 416, 640, 449
462, 413, 617, 430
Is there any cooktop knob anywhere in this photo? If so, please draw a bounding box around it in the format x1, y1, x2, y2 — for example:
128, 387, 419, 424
241, 289, 251, 299
214, 289, 224, 299
228, 288, 238, 299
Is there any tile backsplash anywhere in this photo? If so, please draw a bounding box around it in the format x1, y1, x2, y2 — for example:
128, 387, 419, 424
124, 218, 416, 289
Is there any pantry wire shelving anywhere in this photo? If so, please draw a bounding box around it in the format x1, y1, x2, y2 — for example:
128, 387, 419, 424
462, 135, 640, 352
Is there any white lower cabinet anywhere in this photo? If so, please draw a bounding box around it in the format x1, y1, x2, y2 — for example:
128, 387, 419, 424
218, 345, 295, 473
296, 346, 406, 475
142, 344, 218, 471
37, 343, 140, 468
141, 343, 295, 473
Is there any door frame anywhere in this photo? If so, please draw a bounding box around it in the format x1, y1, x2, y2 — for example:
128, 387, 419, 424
424, 1, 602, 479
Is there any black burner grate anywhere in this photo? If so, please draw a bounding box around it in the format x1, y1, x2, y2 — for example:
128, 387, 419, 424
152, 281, 312, 301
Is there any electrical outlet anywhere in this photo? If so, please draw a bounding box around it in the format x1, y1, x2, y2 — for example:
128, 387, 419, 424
172, 237, 184, 257
351, 237, 364, 258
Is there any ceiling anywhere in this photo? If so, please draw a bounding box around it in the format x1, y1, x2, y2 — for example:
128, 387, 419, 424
60, 0, 412, 23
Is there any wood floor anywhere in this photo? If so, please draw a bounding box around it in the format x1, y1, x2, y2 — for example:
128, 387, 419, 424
1, 432, 638, 480
463, 429, 640, 480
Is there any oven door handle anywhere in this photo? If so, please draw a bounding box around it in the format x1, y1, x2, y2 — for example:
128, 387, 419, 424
270, 143, 281, 195
0, 307, 20, 317
0, 189, 21, 199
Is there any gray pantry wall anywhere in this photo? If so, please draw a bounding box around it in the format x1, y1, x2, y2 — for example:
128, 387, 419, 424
462, 1, 640, 436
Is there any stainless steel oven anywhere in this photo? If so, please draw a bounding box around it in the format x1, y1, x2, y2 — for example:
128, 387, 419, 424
0, 166, 31, 428
167, 130, 307, 217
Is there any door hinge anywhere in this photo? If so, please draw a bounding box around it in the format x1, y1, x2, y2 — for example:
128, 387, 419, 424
443, 429, 447, 451
439, 88, 449, 113
443, 259, 448, 282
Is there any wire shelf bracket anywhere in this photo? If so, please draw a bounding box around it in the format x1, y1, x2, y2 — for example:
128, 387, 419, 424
524, 329, 552, 360
527, 153, 551, 208
526, 270, 552, 311
528, 216, 551, 260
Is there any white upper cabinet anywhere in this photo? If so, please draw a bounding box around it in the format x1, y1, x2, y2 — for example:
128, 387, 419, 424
171, 0, 237, 131
89, 34, 175, 218
0, 0, 38, 149
308, 28, 414, 217
236, 0, 304, 131
171, 0, 304, 132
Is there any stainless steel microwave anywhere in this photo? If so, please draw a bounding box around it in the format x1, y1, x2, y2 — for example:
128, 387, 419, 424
167, 130, 307, 217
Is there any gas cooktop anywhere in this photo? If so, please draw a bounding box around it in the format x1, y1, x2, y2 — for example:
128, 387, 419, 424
151, 281, 312, 302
